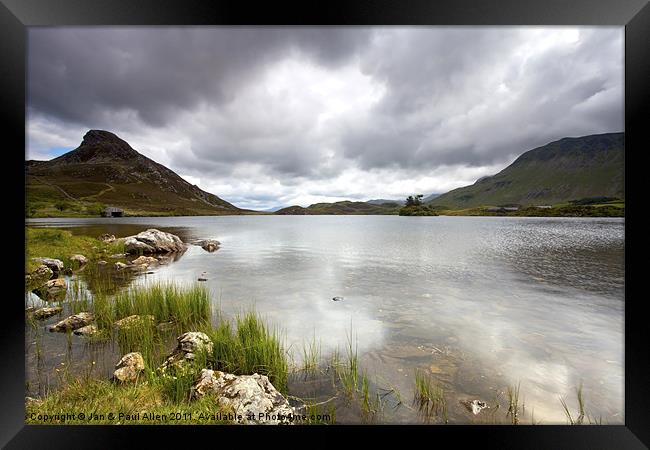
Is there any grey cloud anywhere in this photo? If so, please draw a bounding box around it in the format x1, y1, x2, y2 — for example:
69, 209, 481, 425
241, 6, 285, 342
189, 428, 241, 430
28, 27, 623, 209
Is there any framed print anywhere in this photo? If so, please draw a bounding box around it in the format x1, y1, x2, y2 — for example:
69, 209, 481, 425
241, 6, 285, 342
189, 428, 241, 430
1, 0, 648, 447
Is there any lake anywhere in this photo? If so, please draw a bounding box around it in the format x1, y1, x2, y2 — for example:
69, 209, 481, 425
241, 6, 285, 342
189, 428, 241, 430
25, 215, 624, 424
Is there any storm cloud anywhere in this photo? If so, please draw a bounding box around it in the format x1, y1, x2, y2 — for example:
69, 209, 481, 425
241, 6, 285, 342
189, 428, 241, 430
27, 27, 623, 209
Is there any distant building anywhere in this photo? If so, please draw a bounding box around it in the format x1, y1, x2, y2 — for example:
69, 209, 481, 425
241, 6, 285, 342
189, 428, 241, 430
101, 207, 124, 217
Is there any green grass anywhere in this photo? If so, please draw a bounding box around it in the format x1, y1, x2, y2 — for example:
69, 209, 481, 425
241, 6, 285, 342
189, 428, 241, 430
113, 282, 211, 332
25, 377, 233, 424
506, 382, 524, 425
206, 311, 289, 394
25, 227, 125, 273
301, 333, 321, 377
414, 368, 448, 423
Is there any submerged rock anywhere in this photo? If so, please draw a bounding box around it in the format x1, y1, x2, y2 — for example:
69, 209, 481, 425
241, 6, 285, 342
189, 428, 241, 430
49, 312, 95, 332
32, 258, 64, 276
332, 296, 344, 302
98, 233, 116, 243
30, 306, 63, 320
33, 278, 67, 301
192, 239, 221, 252
123, 229, 185, 254
113, 352, 145, 383
114, 262, 130, 270
160, 332, 213, 371
131, 255, 158, 267
73, 324, 98, 336
70, 254, 89, 267
191, 369, 295, 424
462, 399, 489, 415
114, 314, 155, 330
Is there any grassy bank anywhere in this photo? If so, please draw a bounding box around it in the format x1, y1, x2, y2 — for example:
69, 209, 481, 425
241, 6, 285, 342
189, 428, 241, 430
26, 281, 294, 424
25, 227, 126, 273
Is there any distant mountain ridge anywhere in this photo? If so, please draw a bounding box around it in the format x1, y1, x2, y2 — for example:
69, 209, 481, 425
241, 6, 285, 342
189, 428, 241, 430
428, 132, 624, 209
275, 200, 399, 215
26, 130, 243, 217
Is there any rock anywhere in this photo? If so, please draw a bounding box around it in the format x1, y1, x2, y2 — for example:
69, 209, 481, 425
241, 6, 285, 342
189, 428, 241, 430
30, 306, 63, 320
73, 324, 98, 336
113, 352, 145, 383
98, 260, 108, 265
98, 233, 116, 243
25, 396, 40, 406
462, 399, 489, 415
49, 312, 94, 332
26, 265, 54, 289
191, 369, 295, 424
109, 253, 127, 259
131, 255, 158, 267
33, 278, 67, 301
114, 315, 155, 330
123, 229, 185, 254
198, 277, 208, 282
332, 296, 344, 302
114, 262, 130, 270
193, 239, 221, 252
63, 268, 73, 276
70, 254, 89, 266
32, 258, 64, 276
160, 332, 213, 371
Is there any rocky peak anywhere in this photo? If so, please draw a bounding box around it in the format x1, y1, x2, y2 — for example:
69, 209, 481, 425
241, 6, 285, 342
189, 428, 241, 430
81, 129, 127, 146
52, 130, 142, 164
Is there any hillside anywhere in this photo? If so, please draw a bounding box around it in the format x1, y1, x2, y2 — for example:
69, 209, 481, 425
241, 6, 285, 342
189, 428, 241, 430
26, 130, 244, 217
428, 133, 624, 209
275, 201, 399, 215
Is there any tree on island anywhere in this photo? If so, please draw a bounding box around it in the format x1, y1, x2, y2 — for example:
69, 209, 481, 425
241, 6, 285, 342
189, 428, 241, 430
405, 194, 423, 206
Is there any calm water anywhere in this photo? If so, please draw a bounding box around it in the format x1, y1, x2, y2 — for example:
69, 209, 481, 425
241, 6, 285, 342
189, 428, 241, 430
26, 215, 624, 424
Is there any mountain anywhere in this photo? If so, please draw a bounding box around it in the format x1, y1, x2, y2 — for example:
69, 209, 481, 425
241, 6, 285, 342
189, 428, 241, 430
26, 130, 243, 217
366, 199, 405, 206
275, 200, 400, 215
429, 132, 624, 209
421, 193, 440, 203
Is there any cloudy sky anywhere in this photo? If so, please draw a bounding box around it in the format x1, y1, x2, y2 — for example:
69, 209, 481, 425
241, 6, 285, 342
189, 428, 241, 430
27, 27, 623, 210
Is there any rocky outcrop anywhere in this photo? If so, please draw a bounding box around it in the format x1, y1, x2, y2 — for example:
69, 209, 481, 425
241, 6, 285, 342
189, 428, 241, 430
98, 233, 116, 243
32, 258, 64, 276
33, 278, 67, 301
191, 369, 295, 424
49, 312, 94, 332
113, 352, 145, 383
73, 324, 98, 336
114, 314, 155, 330
160, 332, 213, 371
30, 306, 63, 320
70, 254, 89, 266
123, 229, 185, 254
25, 265, 54, 290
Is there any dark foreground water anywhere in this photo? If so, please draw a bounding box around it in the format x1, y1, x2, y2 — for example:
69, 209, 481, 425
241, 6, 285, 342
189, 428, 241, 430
26, 215, 624, 424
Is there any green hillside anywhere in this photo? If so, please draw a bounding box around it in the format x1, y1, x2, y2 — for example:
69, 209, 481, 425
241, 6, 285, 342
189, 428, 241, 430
429, 133, 624, 209
275, 201, 399, 215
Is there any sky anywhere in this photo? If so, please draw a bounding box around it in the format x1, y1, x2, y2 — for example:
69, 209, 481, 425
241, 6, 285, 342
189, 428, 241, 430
27, 27, 624, 210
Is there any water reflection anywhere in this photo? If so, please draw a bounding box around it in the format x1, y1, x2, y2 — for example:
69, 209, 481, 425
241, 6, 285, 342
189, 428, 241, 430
26, 215, 624, 424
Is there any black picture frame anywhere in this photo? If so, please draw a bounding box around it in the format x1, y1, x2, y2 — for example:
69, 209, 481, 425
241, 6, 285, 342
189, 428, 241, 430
2, 0, 647, 447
